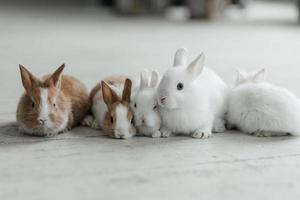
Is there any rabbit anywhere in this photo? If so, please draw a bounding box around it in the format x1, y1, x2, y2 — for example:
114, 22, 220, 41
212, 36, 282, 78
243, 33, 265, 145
132, 70, 161, 138
157, 48, 228, 139
16, 64, 90, 137
82, 75, 136, 139
226, 69, 300, 137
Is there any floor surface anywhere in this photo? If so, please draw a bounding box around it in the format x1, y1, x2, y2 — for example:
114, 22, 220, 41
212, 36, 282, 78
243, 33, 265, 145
1, 1, 300, 200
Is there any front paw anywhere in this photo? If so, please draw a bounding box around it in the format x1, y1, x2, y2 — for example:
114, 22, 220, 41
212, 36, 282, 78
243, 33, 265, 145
152, 130, 161, 138
81, 115, 99, 129
252, 130, 271, 137
44, 131, 59, 137
160, 127, 171, 138
191, 129, 212, 139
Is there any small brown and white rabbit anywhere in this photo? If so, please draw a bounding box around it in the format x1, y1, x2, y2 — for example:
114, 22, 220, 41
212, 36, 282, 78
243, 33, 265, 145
82, 76, 136, 139
16, 64, 89, 137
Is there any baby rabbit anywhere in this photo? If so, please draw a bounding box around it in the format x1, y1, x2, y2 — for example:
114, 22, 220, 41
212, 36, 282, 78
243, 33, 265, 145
132, 70, 161, 137
83, 76, 136, 139
16, 64, 89, 137
226, 69, 300, 137
157, 48, 228, 139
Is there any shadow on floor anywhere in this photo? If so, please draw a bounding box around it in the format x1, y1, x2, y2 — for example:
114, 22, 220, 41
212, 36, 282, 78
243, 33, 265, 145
0, 122, 104, 145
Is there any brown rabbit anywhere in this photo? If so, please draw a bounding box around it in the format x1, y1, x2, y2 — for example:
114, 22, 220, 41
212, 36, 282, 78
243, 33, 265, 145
82, 76, 136, 139
16, 64, 89, 137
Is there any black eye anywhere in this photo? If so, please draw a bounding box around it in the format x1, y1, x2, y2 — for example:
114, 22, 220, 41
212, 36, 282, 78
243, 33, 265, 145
53, 103, 56, 108
131, 117, 134, 124
134, 103, 137, 108
110, 116, 113, 124
177, 83, 184, 90
153, 105, 157, 110
31, 102, 35, 108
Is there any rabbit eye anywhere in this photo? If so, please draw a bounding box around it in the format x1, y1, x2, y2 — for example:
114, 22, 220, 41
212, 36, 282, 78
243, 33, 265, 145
31, 102, 35, 108
134, 103, 137, 108
53, 103, 56, 108
177, 83, 184, 90
110, 116, 113, 124
131, 117, 134, 124
153, 105, 157, 110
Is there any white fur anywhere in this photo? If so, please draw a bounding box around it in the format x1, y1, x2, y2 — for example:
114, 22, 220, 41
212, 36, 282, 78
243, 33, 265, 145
92, 92, 108, 129
157, 48, 228, 138
39, 88, 49, 122
132, 70, 161, 137
115, 104, 132, 139
90, 81, 136, 139
91, 83, 124, 129
226, 69, 300, 136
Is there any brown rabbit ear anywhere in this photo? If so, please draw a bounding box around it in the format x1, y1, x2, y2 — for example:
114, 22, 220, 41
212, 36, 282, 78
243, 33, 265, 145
47, 64, 65, 88
122, 78, 132, 103
19, 64, 39, 92
102, 81, 119, 106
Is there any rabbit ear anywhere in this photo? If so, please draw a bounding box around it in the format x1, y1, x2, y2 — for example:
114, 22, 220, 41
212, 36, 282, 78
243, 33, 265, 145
19, 64, 39, 92
149, 71, 159, 88
102, 81, 120, 106
187, 53, 205, 76
236, 69, 247, 83
140, 70, 149, 89
122, 78, 132, 103
252, 68, 265, 82
46, 64, 65, 89
174, 48, 188, 67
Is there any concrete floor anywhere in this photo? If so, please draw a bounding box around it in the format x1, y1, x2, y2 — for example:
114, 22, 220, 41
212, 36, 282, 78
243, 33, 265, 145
1, 1, 300, 200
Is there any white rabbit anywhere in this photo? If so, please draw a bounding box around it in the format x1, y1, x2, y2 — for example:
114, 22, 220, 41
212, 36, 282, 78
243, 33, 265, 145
226, 69, 300, 137
157, 48, 228, 139
132, 70, 161, 138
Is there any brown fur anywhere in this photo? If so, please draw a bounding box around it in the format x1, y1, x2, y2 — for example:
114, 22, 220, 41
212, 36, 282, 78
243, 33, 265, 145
89, 75, 128, 104
16, 64, 89, 136
89, 76, 135, 138
102, 101, 134, 138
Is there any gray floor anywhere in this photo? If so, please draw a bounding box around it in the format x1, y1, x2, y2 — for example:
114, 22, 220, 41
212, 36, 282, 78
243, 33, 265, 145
1, 1, 300, 200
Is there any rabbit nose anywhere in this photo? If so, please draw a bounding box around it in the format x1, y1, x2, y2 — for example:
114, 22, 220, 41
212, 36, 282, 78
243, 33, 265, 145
39, 119, 47, 125
160, 97, 166, 103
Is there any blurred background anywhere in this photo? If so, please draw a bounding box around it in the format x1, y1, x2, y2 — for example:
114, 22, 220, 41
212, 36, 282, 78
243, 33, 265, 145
0, 0, 300, 121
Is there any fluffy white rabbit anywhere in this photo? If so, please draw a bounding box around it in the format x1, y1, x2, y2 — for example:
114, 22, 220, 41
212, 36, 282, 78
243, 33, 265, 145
132, 70, 161, 138
157, 48, 228, 139
226, 69, 300, 137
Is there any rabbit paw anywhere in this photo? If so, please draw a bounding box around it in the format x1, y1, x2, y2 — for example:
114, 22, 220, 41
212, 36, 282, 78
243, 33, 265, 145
213, 119, 226, 133
160, 127, 171, 138
252, 130, 271, 137
152, 130, 161, 138
191, 129, 212, 139
44, 131, 59, 137
81, 115, 99, 129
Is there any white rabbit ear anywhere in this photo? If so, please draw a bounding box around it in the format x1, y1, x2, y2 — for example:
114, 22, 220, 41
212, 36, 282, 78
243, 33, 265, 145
187, 53, 205, 76
150, 71, 159, 88
236, 69, 247, 83
174, 48, 188, 67
252, 68, 265, 82
140, 70, 149, 89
